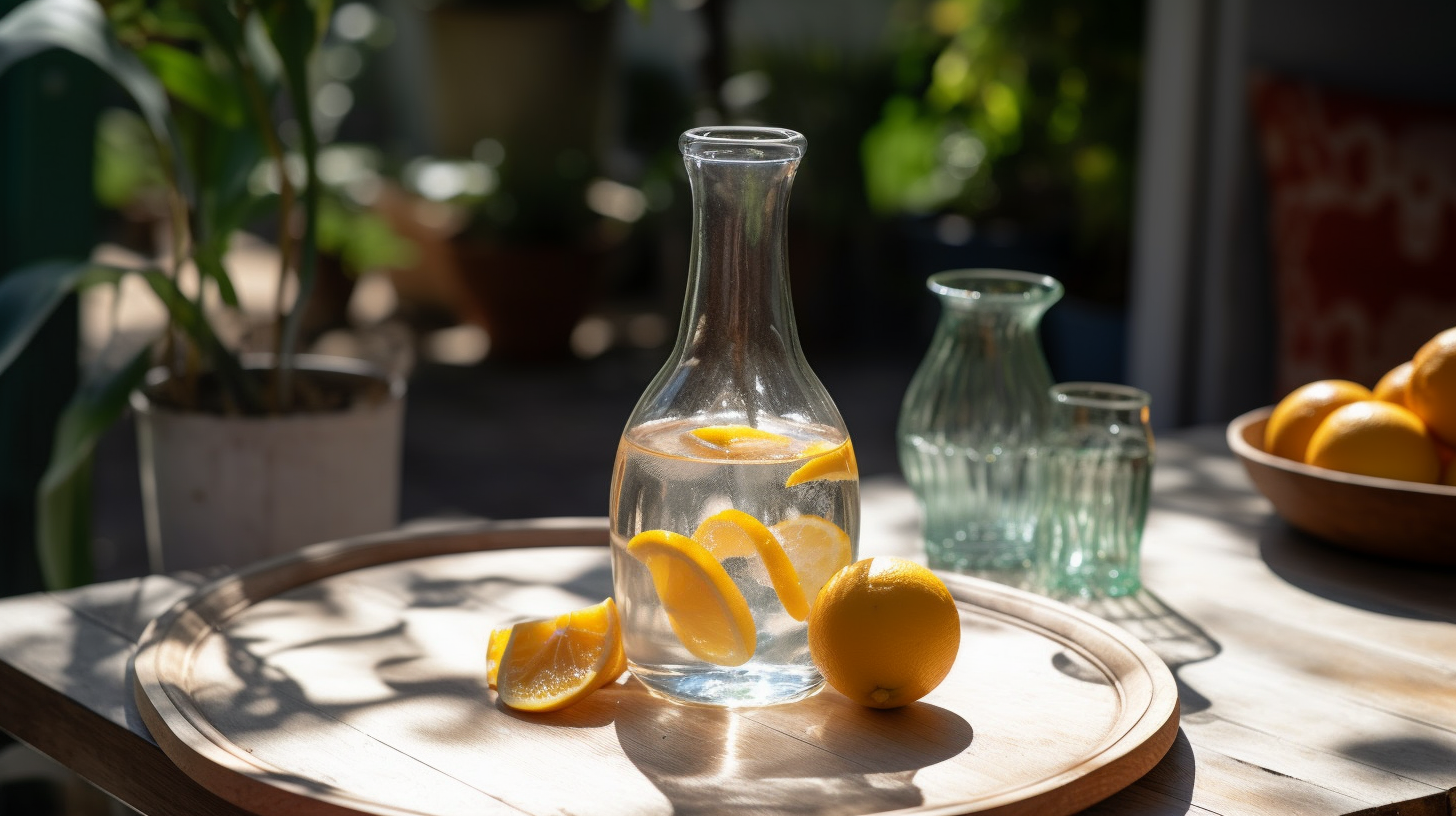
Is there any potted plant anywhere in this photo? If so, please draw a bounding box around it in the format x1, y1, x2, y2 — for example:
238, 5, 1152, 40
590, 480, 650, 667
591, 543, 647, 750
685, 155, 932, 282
0, 0, 405, 587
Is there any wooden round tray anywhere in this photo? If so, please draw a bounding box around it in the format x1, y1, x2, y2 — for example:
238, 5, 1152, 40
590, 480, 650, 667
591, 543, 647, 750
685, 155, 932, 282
133, 519, 1179, 816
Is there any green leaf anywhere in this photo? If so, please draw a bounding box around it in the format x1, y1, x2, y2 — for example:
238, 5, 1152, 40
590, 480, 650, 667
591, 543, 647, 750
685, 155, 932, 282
178, 2, 271, 313
37, 346, 153, 589
0, 260, 115, 376
192, 0, 245, 56
203, 116, 268, 229
135, 269, 261, 412
195, 249, 241, 308
0, 258, 260, 412
318, 199, 415, 273
314, 0, 335, 49
138, 41, 244, 126
192, 0, 273, 104
258, 0, 321, 376
94, 107, 166, 210
37, 456, 91, 589
134, 2, 208, 43
257, 0, 316, 94
194, 109, 268, 309
861, 96, 957, 214
0, 0, 190, 198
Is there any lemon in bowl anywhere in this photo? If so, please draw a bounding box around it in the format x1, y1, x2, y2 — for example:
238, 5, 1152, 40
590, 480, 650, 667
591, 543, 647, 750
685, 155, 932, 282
1304, 400, 1441, 484
1408, 327, 1456, 446
1228, 406, 1456, 565
1262, 379, 1372, 462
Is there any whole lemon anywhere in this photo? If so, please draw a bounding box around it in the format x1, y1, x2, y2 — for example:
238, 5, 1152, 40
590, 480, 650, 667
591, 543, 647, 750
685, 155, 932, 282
1372, 361, 1414, 408
1407, 327, 1456, 445
1305, 400, 1441, 484
808, 557, 960, 709
1264, 379, 1373, 462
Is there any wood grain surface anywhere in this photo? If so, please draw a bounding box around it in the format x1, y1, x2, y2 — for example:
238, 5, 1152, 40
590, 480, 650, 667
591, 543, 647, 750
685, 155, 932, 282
131, 523, 1178, 816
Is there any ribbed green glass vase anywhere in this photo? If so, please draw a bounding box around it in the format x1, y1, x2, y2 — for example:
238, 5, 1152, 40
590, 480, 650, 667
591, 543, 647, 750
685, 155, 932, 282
897, 269, 1063, 585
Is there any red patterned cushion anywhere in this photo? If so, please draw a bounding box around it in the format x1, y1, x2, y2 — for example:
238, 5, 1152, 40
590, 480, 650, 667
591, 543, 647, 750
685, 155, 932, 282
1250, 73, 1456, 396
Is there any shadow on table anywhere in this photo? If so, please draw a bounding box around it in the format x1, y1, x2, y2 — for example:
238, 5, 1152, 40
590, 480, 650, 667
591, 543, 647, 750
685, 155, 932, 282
1342, 791, 1456, 816
1057, 590, 1221, 716
613, 688, 973, 816
1336, 737, 1456, 816
1257, 519, 1456, 623
1339, 735, 1456, 777
1076, 728, 1198, 814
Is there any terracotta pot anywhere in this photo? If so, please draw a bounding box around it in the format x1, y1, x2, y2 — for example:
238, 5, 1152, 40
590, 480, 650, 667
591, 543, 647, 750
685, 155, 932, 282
449, 238, 607, 362
132, 355, 406, 574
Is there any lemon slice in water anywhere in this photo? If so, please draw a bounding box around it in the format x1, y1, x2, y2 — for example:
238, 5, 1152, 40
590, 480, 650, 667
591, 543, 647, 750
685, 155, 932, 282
627, 530, 757, 666
785, 439, 858, 487
771, 515, 853, 611
683, 425, 797, 460
695, 509, 810, 621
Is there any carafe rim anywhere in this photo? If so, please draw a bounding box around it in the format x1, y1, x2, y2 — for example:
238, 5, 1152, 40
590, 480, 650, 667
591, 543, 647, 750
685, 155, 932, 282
680, 126, 807, 163
927, 269, 1064, 304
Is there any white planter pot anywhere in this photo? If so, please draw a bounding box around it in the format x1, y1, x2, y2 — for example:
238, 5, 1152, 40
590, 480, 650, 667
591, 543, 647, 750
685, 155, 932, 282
132, 355, 406, 574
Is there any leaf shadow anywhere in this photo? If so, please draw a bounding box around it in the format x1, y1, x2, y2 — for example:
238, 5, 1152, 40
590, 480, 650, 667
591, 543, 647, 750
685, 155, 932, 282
1054, 589, 1221, 715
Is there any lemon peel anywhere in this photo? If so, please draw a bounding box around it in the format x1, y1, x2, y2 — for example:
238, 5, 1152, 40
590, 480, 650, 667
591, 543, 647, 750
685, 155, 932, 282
682, 425, 796, 460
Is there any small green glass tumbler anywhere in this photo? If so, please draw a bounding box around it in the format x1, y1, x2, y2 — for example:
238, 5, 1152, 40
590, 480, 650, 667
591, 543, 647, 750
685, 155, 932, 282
1034, 382, 1155, 599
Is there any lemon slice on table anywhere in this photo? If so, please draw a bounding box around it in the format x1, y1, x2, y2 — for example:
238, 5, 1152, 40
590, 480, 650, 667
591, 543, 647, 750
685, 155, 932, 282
485, 626, 510, 689
494, 598, 623, 712
695, 509, 810, 621
785, 439, 858, 487
598, 627, 628, 687
770, 515, 853, 611
490, 612, 626, 694
627, 530, 757, 666
682, 425, 797, 460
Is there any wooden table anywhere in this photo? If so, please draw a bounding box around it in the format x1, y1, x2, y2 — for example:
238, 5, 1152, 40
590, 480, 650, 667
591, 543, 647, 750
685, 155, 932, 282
1, 425, 1454, 815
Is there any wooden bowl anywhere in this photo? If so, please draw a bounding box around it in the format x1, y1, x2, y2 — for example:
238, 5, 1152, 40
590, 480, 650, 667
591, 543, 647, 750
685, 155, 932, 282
1227, 407, 1456, 565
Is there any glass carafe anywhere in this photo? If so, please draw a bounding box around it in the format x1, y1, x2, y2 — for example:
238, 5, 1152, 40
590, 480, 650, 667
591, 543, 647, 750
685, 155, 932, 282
897, 269, 1062, 585
610, 127, 860, 707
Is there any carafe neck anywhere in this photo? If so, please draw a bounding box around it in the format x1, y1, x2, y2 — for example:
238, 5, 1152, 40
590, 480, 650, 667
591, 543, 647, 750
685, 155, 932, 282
675, 130, 805, 361
628, 128, 843, 430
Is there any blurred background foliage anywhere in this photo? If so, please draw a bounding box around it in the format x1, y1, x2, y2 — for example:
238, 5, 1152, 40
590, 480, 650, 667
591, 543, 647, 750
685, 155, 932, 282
862, 0, 1146, 306
80, 0, 1147, 367
0, 0, 1151, 596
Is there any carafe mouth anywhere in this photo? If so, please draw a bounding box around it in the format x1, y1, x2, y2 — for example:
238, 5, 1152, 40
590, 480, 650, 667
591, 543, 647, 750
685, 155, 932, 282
681, 127, 807, 163
927, 269, 1064, 306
